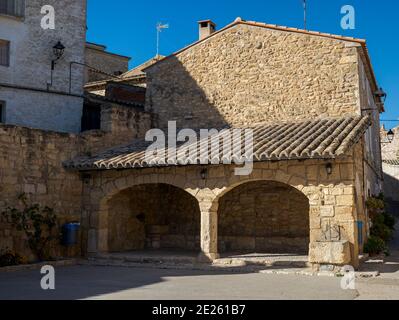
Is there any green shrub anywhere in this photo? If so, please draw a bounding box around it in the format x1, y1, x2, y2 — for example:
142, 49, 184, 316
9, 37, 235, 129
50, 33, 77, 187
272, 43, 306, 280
364, 236, 387, 255
2, 194, 59, 262
0, 250, 23, 267
364, 194, 396, 256
383, 212, 396, 231
371, 214, 394, 242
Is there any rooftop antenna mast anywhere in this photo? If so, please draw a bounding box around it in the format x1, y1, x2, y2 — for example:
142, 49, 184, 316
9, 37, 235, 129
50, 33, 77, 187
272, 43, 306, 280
156, 22, 169, 57
303, 0, 307, 30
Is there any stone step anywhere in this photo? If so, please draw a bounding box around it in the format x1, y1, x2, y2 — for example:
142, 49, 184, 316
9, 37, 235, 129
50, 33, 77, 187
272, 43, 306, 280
87, 253, 312, 272
213, 257, 311, 268
89, 253, 197, 266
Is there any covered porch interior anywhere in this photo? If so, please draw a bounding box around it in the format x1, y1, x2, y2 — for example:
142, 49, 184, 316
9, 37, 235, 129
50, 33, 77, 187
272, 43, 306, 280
101, 180, 310, 267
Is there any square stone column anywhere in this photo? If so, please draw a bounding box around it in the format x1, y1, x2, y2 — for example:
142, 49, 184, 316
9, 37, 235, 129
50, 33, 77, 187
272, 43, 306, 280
198, 210, 219, 262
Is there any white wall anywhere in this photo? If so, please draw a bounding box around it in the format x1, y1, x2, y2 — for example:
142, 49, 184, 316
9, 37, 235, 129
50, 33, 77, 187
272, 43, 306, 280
0, 87, 83, 132
0, 0, 87, 133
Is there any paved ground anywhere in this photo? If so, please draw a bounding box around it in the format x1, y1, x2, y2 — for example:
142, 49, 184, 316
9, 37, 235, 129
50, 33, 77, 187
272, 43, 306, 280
0, 266, 357, 300
1, 220, 398, 300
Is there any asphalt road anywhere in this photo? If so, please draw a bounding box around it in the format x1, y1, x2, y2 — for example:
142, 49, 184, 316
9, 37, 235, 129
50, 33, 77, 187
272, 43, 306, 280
0, 265, 357, 300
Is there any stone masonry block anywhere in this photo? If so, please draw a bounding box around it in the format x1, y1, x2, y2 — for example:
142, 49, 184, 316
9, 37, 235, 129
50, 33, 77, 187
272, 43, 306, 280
309, 241, 352, 265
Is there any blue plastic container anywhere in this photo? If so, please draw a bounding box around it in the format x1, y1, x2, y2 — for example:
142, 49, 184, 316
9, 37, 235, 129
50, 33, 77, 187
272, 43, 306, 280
62, 222, 80, 246
357, 221, 364, 246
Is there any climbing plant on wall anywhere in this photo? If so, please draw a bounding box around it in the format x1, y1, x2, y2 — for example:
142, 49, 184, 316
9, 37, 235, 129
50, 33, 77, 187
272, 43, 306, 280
2, 194, 59, 262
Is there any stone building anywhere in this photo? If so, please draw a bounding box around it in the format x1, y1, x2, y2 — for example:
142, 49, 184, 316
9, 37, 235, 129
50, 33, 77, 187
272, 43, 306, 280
84, 55, 163, 96
0, 0, 87, 133
0, 17, 387, 270
63, 19, 385, 269
84, 42, 130, 83
381, 126, 399, 214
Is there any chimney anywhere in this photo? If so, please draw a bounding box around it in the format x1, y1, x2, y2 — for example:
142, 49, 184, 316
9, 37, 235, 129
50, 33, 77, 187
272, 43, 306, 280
198, 20, 216, 40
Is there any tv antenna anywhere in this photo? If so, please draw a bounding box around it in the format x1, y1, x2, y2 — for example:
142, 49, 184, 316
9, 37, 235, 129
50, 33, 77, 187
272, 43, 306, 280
156, 22, 169, 57
303, 0, 307, 30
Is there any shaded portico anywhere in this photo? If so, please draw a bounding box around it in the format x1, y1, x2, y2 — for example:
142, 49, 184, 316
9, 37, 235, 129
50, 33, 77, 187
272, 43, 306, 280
65, 116, 371, 269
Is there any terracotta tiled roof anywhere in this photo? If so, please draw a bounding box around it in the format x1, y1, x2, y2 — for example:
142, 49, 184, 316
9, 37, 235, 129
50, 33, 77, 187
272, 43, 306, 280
84, 74, 146, 90
64, 116, 371, 171
84, 93, 145, 109
383, 160, 399, 166
121, 55, 165, 78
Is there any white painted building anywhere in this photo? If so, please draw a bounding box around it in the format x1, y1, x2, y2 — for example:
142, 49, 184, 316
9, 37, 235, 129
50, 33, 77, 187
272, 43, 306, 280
0, 0, 87, 133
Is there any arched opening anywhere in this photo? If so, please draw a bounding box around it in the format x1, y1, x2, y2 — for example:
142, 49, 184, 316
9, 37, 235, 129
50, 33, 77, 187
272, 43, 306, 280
218, 180, 310, 255
106, 184, 201, 252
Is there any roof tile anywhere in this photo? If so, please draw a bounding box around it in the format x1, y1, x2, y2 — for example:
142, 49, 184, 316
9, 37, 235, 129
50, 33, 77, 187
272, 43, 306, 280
64, 116, 371, 171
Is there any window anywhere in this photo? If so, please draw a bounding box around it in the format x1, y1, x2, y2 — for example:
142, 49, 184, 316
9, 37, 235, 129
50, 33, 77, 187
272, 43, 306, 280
0, 40, 10, 66
0, 0, 25, 17
0, 101, 5, 123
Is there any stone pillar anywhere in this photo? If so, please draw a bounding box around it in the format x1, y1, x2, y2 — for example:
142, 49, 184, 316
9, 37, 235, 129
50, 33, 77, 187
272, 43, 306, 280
197, 190, 219, 262
199, 210, 219, 262
83, 182, 109, 255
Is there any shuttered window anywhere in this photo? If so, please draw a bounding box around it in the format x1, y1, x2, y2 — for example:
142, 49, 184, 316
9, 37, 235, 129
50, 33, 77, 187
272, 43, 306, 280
0, 0, 25, 17
0, 40, 10, 66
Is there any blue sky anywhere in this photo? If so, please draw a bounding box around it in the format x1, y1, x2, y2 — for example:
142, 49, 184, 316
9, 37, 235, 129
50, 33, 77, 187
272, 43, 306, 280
87, 0, 398, 128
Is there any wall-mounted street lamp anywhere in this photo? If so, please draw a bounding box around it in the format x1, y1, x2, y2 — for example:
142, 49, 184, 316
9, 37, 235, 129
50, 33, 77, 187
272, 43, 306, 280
325, 163, 333, 175
387, 129, 395, 143
381, 129, 395, 145
48, 41, 65, 90
382, 129, 395, 145
200, 168, 208, 180
51, 41, 65, 69
374, 87, 387, 103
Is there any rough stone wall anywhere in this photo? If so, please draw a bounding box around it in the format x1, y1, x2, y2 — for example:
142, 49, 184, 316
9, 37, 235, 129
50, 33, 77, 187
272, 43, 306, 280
107, 184, 200, 252
0, 105, 151, 261
352, 141, 368, 252
358, 58, 383, 191
98, 103, 151, 149
85, 46, 129, 83
146, 23, 361, 130
0, 0, 87, 132
218, 181, 310, 254
107, 190, 145, 252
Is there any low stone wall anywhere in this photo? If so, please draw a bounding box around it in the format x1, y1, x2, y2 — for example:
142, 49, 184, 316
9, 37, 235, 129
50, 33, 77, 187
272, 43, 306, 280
0, 105, 151, 261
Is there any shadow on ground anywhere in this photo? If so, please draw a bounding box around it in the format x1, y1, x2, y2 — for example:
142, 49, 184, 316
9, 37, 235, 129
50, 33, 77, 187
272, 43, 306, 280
0, 264, 355, 300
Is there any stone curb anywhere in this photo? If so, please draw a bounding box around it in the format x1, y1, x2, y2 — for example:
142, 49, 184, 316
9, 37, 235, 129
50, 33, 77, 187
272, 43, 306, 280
84, 259, 333, 277
85, 259, 381, 278
0, 258, 381, 279
0, 259, 80, 273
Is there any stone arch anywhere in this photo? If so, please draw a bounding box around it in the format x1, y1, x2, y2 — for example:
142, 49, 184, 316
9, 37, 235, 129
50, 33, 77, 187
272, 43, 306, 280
210, 175, 309, 213
96, 178, 201, 253
210, 178, 312, 255
100, 173, 196, 203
